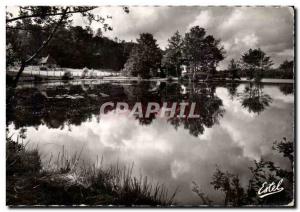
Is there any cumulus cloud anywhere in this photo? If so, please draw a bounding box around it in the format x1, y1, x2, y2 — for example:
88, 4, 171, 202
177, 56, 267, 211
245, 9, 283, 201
73, 6, 294, 69
7, 6, 294, 69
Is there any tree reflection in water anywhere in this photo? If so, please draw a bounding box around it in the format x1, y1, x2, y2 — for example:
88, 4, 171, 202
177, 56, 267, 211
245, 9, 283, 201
226, 82, 239, 101
279, 83, 294, 96
7, 81, 292, 138
167, 83, 225, 137
193, 137, 294, 206
239, 83, 272, 114
6, 81, 294, 206
7, 81, 227, 137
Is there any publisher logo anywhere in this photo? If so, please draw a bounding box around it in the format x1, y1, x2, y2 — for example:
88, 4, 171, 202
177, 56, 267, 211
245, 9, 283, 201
257, 179, 284, 198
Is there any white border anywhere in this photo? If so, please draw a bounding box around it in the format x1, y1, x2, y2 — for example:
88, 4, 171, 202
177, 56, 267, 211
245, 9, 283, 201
1, 0, 299, 211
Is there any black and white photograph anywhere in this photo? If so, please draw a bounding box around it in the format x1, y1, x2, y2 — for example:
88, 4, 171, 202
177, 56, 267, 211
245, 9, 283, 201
5, 5, 295, 207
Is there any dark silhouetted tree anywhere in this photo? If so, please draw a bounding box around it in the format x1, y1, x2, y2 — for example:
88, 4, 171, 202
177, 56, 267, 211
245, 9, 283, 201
6, 6, 129, 86
241, 48, 273, 81
122, 33, 162, 78
279, 84, 294, 95
227, 59, 240, 81
183, 26, 225, 81
210, 167, 245, 206
161, 31, 183, 77
279, 60, 293, 72
239, 83, 272, 114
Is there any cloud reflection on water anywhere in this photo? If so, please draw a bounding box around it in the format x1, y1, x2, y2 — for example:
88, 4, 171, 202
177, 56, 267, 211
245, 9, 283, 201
8, 84, 293, 204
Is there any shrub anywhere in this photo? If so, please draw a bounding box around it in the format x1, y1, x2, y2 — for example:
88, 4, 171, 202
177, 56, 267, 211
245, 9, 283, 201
39, 66, 47, 71
62, 70, 73, 80
6, 136, 41, 175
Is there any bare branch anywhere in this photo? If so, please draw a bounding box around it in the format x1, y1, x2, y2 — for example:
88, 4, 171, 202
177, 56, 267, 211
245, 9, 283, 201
13, 7, 70, 85
6, 26, 48, 32
24, 8, 69, 64
6, 7, 96, 23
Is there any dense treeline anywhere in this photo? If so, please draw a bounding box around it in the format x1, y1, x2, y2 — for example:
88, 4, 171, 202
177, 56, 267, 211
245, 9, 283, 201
6, 6, 294, 84
47, 26, 136, 70
122, 26, 225, 79
227, 53, 294, 80
6, 6, 130, 86
7, 23, 294, 81
121, 29, 293, 80
7, 25, 135, 70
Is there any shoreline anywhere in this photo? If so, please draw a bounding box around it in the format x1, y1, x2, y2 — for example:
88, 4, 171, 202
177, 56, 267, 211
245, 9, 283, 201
7, 74, 294, 86
6, 137, 177, 206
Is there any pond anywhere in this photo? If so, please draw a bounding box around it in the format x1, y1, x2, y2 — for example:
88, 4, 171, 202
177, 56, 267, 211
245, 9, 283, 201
6, 80, 294, 205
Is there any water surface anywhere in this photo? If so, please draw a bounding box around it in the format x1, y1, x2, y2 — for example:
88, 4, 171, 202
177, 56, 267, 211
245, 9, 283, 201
7, 81, 294, 204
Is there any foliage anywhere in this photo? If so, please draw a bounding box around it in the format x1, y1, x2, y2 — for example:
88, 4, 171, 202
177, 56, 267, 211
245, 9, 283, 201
62, 70, 73, 80
7, 82, 225, 138
122, 33, 162, 78
46, 26, 135, 70
279, 60, 293, 72
210, 168, 245, 206
192, 181, 212, 205
7, 24, 134, 71
6, 135, 41, 176
227, 59, 240, 80
167, 83, 225, 137
6, 6, 129, 85
6, 43, 18, 67
161, 31, 183, 77
273, 60, 294, 79
182, 26, 225, 80
241, 48, 273, 81
273, 137, 293, 164
193, 137, 294, 206
279, 84, 294, 95
239, 83, 272, 114
226, 82, 239, 100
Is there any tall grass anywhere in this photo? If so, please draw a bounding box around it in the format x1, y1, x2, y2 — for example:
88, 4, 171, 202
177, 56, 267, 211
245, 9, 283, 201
6, 135, 177, 206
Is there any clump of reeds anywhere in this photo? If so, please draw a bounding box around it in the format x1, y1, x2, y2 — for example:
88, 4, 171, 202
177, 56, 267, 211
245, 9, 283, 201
6, 134, 41, 175
6, 135, 178, 206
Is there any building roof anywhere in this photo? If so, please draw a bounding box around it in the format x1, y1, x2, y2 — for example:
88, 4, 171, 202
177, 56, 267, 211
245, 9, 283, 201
39, 55, 56, 64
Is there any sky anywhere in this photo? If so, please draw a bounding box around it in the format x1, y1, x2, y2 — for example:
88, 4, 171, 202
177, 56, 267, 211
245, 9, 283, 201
73, 6, 294, 69
7, 6, 294, 70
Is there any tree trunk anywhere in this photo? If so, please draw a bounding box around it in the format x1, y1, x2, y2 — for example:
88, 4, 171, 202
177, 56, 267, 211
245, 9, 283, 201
12, 62, 26, 87
205, 72, 210, 81
193, 65, 196, 81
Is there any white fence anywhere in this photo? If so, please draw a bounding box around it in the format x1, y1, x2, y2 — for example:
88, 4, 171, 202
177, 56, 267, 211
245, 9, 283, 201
9, 66, 120, 78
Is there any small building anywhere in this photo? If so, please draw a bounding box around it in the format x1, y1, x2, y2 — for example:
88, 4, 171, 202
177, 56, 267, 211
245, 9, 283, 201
39, 55, 57, 68
180, 65, 188, 76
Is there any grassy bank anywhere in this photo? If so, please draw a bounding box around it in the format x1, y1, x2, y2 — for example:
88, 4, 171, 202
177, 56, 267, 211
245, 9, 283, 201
6, 136, 177, 206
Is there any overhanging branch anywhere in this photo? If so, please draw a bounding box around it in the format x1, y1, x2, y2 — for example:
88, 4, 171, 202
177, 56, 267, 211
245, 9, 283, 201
6, 7, 96, 23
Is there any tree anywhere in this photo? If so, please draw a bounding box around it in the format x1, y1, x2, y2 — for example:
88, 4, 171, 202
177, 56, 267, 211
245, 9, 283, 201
226, 82, 239, 100
210, 168, 245, 206
279, 60, 293, 72
161, 31, 183, 77
279, 84, 294, 95
241, 48, 273, 81
227, 59, 240, 81
6, 6, 129, 86
197, 137, 294, 206
122, 33, 162, 79
240, 83, 272, 114
182, 26, 225, 81
278, 60, 294, 79
44, 26, 135, 70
